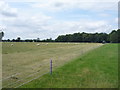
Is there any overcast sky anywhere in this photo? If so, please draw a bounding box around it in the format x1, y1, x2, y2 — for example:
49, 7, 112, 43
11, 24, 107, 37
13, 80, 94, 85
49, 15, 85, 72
0, 0, 119, 40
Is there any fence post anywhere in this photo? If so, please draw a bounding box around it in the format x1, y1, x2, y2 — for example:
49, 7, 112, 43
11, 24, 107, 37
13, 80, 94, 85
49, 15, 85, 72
50, 60, 52, 75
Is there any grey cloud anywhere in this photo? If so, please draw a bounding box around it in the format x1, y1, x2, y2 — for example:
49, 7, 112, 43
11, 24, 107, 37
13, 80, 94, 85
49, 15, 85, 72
0, 1, 18, 17
1, 11, 17, 17
54, 2, 64, 7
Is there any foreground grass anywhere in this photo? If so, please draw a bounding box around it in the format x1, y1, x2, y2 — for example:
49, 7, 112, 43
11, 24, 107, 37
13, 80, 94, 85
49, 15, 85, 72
2, 42, 101, 88
21, 44, 118, 88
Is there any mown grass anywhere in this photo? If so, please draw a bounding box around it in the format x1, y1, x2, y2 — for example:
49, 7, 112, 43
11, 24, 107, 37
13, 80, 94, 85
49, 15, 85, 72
21, 44, 118, 88
2, 42, 101, 88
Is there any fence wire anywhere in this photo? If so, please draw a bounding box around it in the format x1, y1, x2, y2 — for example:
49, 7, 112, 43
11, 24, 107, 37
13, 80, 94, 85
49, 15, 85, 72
15, 72, 49, 88
0, 73, 20, 81
2, 61, 51, 88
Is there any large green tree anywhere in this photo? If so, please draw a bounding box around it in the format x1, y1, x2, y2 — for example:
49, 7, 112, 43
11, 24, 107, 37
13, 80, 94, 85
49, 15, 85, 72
109, 30, 118, 43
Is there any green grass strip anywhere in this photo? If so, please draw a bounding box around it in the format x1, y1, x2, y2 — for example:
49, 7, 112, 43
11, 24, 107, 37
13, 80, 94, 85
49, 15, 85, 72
21, 44, 118, 88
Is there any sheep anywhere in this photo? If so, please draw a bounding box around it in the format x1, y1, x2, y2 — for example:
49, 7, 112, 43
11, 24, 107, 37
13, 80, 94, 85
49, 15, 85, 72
11, 44, 14, 46
36, 43, 40, 46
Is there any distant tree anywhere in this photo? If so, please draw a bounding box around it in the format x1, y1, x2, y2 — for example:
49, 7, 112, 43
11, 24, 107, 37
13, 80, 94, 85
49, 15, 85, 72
109, 30, 118, 43
3, 29, 120, 43
98, 33, 108, 43
12, 39, 16, 42
117, 29, 120, 43
1, 32, 4, 37
36, 38, 40, 42
55, 35, 65, 42
56, 32, 109, 43
25, 39, 33, 42
7, 39, 10, 42
16, 37, 21, 42
0, 31, 4, 41
43, 38, 54, 42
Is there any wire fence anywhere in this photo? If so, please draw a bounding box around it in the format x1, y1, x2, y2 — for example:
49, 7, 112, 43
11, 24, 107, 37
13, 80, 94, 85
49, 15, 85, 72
5, 69, 49, 88
2, 44, 102, 88
0, 73, 21, 82
2, 60, 53, 88
15, 72, 49, 88
2, 61, 50, 78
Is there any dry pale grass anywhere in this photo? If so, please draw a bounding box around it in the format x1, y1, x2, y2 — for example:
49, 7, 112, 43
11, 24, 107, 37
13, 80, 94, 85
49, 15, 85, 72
2, 42, 102, 88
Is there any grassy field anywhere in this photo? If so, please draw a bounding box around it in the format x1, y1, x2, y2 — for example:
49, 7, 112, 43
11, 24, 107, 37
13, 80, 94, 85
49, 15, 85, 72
21, 44, 118, 88
2, 42, 102, 88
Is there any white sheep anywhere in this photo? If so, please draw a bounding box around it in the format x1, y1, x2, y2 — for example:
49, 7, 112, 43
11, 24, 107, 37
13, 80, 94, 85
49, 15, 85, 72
36, 43, 40, 46
11, 44, 14, 46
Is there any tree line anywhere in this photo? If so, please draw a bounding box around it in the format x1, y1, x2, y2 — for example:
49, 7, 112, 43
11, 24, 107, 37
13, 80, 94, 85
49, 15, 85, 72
2, 29, 120, 43
55, 29, 120, 43
3, 37, 54, 42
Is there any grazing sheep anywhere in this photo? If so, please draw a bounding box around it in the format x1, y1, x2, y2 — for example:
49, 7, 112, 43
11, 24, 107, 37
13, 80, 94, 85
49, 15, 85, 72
46, 43, 48, 45
11, 44, 14, 46
36, 43, 40, 46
